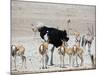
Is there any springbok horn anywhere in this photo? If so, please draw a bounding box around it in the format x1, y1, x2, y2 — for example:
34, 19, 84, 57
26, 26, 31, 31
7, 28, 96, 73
31, 24, 34, 26
92, 24, 94, 36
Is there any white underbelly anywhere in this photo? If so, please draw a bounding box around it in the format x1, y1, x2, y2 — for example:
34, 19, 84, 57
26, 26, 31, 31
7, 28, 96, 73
44, 33, 48, 41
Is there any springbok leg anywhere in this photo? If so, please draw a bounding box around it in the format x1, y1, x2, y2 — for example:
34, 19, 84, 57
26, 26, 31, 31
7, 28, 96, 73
42, 55, 45, 69
88, 43, 91, 55
21, 56, 23, 68
69, 55, 72, 67
62, 55, 64, 68
88, 43, 94, 67
45, 54, 49, 69
40, 56, 43, 69
43, 54, 48, 69
14, 56, 17, 70
60, 55, 62, 68
24, 56, 27, 69
78, 54, 83, 66
75, 54, 78, 67
90, 55, 95, 67
72, 54, 76, 67
21, 56, 26, 69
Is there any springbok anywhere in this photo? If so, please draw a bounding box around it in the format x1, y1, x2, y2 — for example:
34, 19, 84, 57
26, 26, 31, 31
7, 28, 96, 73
58, 42, 84, 67
39, 42, 49, 69
72, 44, 84, 66
73, 31, 81, 47
81, 25, 95, 67
58, 44, 65, 68
11, 44, 26, 70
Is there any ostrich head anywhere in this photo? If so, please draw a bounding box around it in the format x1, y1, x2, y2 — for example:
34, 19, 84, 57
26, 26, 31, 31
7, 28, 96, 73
31, 22, 44, 32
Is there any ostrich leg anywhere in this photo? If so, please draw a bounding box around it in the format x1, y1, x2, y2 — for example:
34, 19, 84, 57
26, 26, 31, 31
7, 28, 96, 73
50, 46, 55, 65
48, 46, 55, 66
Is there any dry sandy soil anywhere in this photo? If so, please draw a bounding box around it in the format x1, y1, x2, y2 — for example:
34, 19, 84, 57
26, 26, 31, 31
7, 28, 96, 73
11, 0, 96, 74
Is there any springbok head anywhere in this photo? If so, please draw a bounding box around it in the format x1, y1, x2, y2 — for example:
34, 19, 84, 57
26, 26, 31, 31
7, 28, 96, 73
31, 22, 44, 32
87, 25, 95, 40
73, 32, 80, 37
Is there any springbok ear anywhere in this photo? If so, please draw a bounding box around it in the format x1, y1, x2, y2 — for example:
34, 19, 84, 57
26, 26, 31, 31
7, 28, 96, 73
31, 24, 34, 26
63, 30, 67, 35
87, 26, 92, 35
41, 40, 44, 43
63, 30, 66, 33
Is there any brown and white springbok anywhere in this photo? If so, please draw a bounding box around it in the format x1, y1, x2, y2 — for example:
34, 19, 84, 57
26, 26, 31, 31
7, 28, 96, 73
39, 42, 49, 69
58, 43, 65, 68
58, 42, 84, 67
11, 44, 26, 70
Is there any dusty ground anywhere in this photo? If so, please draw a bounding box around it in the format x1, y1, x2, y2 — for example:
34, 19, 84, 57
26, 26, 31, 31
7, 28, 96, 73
11, 0, 96, 74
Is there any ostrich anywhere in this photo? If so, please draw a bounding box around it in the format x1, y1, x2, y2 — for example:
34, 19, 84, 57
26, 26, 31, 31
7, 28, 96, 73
39, 42, 49, 69
32, 22, 69, 66
11, 44, 26, 70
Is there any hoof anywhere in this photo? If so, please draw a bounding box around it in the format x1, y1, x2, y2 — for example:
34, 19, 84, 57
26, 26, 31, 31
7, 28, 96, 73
42, 67, 44, 69
40, 67, 44, 69
13, 68, 17, 71
61, 66, 65, 68
45, 67, 48, 69
48, 63, 54, 66
60, 66, 65, 68
74, 65, 79, 67
25, 66, 27, 69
